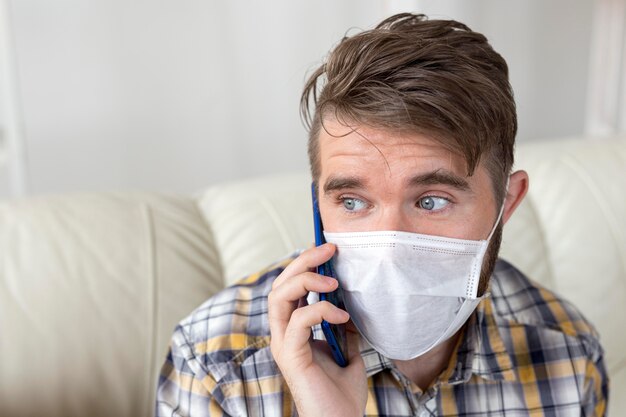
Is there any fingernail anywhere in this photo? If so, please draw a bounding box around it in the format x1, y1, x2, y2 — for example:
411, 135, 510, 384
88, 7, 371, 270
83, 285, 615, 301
324, 276, 337, 286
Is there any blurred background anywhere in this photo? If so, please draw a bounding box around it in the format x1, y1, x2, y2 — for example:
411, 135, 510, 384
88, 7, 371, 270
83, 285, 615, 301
0, 0, 624, 200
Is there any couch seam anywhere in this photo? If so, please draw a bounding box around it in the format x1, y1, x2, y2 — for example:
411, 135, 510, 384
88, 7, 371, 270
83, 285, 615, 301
142, 203, 159, 417
191, 194, 227, 287
258, 196, 295, 252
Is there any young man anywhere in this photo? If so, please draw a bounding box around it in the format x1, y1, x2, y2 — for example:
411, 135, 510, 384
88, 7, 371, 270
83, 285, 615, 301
156, 13, 608, 416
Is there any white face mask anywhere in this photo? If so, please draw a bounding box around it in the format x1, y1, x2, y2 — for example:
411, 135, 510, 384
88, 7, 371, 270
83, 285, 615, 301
323, 199, 505, 361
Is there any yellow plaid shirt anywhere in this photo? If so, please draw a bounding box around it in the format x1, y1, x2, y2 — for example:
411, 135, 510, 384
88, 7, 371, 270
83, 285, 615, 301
156, 257, 608, 416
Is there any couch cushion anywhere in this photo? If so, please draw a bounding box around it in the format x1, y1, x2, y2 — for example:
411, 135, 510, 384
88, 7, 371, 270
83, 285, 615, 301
195, 173, 313, 286
0, 193, 222, 417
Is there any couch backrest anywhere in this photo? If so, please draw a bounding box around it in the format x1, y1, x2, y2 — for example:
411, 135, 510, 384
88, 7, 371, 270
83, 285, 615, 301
0, 193, 223, 417
196, 136, 626, 415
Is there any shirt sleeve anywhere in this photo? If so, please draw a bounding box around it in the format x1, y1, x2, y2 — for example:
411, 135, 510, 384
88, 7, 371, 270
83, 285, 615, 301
155, 327, 231, 417
580, 343, 609, 417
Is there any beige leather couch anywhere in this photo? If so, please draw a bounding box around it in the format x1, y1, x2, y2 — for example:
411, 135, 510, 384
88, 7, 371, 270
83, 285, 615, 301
1, 136, 624, 416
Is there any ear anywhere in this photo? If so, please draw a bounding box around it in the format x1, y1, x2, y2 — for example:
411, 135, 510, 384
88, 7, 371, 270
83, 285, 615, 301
502, 170, 529, 225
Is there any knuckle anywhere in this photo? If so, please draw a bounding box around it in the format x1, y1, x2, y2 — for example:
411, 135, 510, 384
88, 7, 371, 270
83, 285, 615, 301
294, 272, 316, 292
290, 306, 306, 322
302, 271, 322, 285
290, 305, 317, 326
267, 289, 276, 304
302, 270, 319, 279
272, 272, 286, 290
295, 304, 325, 324
318, 300, 334, 312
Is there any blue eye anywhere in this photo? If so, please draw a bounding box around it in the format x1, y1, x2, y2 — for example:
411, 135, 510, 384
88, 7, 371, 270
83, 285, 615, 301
342, 197, 367, 212
418, 196, 450, 211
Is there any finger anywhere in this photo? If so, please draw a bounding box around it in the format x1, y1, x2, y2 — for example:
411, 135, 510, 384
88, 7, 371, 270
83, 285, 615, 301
268, 272, 338, 347
283, 301, 350, 357
272, 243, 336, 290
272, 271, 338, 306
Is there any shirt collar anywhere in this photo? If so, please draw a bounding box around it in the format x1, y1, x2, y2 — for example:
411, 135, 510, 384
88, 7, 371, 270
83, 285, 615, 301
463, 295, 517, 382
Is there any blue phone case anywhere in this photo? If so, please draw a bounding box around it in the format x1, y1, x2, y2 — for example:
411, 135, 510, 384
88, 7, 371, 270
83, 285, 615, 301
311, 183, 349, 367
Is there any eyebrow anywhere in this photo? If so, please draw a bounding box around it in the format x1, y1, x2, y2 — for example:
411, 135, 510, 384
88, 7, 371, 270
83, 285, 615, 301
323, 176, 364, 195
323, 169, 471, 195
408, 169, 471, 191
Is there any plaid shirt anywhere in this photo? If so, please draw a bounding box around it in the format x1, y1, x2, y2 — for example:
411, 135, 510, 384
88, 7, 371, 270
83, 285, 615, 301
156, 257, 608, 416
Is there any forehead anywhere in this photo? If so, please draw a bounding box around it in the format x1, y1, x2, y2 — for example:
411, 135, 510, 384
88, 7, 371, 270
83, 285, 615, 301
317, 121, 469, 178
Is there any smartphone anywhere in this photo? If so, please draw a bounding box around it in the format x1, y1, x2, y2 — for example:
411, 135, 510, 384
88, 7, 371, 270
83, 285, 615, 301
311, 183, 349, 367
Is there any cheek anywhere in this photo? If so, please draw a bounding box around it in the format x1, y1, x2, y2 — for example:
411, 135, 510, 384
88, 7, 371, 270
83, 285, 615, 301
318, 201, 347, 232
414, 201, 498, 240
318, 198, 370, 233
460, 203, 499, 241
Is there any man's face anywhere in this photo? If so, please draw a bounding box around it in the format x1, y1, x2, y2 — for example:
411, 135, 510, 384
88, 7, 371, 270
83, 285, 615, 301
317, 120, 500, 242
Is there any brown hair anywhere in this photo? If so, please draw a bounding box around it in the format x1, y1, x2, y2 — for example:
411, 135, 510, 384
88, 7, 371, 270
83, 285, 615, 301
301, 13, 517, 205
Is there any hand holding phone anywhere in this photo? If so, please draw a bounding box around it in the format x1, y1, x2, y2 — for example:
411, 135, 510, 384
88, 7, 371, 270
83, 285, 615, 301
311, 183, 349, 367
267, 190, 366, 415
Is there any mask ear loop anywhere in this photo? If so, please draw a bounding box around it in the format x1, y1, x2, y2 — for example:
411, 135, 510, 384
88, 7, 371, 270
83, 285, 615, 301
467, 176, 511, 299
485, 176, 510, 242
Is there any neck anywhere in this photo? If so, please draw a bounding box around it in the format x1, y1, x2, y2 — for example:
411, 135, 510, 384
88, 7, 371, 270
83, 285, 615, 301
392, 329, 462, 391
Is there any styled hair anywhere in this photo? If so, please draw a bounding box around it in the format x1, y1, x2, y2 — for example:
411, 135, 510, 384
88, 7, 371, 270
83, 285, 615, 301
301, 13, 517, 204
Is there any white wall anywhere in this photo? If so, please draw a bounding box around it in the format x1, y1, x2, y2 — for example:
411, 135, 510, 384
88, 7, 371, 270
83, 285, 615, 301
415, 0, 594, 141
0, 0, 595, 199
